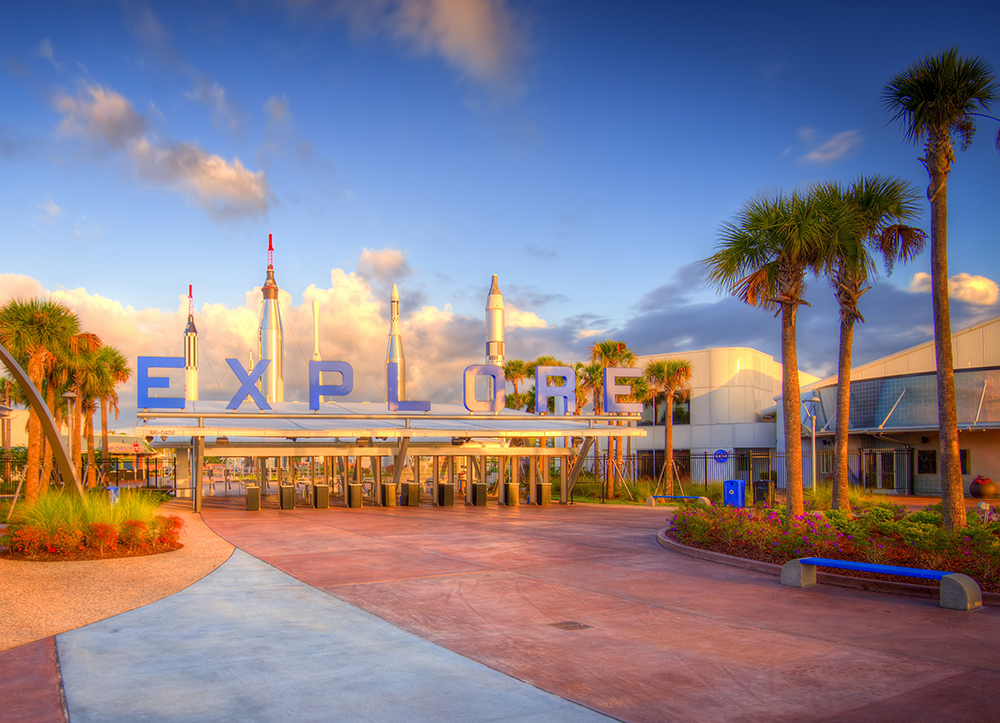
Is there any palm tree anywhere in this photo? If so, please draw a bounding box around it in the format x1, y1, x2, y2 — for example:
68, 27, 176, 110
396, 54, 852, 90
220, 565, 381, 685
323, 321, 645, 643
0, 298, 80, 501
884, 48, 998, 529
75, 345, 109, 488
644, 358, 693, 495
527, 356, 564, 413
577, 362, 604, 416
68, 333, 102, 480
621, 374, 650, 474
96, 346, 131, 480
503, 359, 528, 411
589, 340, 636, 498
703, 192, 827, 520
576, 361, 605, 473
814, 177, 926, 511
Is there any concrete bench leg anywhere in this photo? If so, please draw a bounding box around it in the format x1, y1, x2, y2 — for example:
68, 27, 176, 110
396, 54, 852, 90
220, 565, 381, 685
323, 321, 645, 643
780, 559, 817, 588
940, 573, 983, 611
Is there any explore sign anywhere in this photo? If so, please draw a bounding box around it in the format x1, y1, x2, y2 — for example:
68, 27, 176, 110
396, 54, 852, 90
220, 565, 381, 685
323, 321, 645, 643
137, 356, 644, 416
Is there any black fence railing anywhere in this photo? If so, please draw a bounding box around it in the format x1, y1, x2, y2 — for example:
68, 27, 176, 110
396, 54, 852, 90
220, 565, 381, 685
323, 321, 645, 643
585, 447, 915, 495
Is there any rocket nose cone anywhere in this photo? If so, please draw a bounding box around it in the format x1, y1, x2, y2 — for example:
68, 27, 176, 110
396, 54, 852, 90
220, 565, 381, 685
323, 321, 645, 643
392, 283, 399, 300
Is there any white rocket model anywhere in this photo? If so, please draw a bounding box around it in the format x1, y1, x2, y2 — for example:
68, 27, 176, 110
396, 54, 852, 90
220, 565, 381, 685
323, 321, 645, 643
258, 232, 284, 403
184, 284, 198, 402
385, 283, 406, 401
486, 274, 505, 367
312, 299, 322, 362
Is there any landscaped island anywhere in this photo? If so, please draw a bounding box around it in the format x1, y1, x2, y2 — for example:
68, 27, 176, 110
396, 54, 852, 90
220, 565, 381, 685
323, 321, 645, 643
668, 501, 1000, 594
1, 490, 183, 561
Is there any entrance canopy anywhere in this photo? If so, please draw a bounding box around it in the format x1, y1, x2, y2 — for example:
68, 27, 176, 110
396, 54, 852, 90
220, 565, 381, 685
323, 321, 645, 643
134, 400, 644, 444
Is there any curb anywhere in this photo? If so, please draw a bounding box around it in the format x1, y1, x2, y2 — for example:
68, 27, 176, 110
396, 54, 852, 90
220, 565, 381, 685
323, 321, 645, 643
657, 528, 1000, 607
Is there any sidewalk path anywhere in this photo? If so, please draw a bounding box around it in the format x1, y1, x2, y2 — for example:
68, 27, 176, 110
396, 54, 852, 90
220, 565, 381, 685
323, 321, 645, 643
58, 548, 611, 723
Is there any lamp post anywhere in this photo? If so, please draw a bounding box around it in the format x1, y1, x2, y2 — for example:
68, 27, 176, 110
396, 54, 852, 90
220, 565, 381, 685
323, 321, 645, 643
802, 395, 821, 491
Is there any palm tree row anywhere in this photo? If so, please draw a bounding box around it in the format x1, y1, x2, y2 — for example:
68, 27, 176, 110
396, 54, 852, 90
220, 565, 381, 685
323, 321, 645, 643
0, 297, 132, 502
704, 179, 926, 522
704, 47, 997, 530
502, 348, 692, 499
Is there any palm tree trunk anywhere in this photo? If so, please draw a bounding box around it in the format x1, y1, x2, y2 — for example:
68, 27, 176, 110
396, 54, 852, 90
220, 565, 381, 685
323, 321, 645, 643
101, 397, 109, 482
927, 136, 966, 529
72, 393, 83, 480
664, 392, 675, 496
833, 316, 853, 511
25, 408, 41, 502
86, 407, 97, 489
781, 301, 804, 520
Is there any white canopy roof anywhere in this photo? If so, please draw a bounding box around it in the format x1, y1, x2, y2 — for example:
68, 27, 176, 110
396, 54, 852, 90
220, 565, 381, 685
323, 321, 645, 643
135, 400, 645, 443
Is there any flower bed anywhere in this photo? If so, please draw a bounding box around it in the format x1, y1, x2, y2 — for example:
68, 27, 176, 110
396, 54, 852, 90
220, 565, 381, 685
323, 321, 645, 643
0, 490, 185, 561
668, 503, 1000, 594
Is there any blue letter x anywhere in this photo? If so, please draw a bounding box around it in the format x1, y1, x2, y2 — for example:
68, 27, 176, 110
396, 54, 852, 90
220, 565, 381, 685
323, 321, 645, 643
227, 359, 271, 410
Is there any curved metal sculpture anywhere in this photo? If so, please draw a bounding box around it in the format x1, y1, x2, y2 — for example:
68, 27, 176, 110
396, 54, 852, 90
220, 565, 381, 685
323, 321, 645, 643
0, 342, 82, 495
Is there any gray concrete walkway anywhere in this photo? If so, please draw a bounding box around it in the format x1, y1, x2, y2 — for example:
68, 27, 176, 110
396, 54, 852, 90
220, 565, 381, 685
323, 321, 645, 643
56, 549, 613, 723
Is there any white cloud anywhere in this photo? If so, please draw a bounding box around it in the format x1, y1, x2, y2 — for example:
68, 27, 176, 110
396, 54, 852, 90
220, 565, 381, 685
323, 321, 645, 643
798, 127, 862, 164
38, 38, 58, 68
54, 84, 147, 147
283, 0, 524, 88
265, 95, 291, 125
34, 196, 62, 223
506, 306, 546, 329
0, 265, 513, 421
129, 138, 269, 219
909, 272, 1000, 306
186, 79, 241, 132
53, 83, 269, 219
356, 247, 412, 284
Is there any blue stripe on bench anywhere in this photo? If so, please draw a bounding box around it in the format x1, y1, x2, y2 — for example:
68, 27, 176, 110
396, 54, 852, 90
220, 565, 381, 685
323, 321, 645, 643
651, 496, 701, 500
798, 557, 952, 581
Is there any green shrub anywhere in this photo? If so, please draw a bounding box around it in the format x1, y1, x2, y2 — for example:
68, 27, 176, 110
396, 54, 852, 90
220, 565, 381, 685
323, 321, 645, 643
1, 489, 182, 560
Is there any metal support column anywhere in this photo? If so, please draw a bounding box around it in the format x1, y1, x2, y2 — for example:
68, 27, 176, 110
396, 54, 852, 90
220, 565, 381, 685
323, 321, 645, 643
192, 436, 205, 513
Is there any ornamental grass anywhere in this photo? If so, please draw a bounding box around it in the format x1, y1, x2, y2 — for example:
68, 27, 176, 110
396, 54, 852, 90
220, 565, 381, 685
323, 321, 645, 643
669, 502, 1000, 594
1, 489, 183, 561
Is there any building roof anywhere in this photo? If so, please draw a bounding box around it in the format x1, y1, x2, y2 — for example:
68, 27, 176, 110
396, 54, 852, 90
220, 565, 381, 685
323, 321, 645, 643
805, 313, 1000, 390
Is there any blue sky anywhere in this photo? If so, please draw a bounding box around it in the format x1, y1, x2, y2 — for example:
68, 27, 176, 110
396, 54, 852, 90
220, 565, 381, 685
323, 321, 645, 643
2, 1, 999, 420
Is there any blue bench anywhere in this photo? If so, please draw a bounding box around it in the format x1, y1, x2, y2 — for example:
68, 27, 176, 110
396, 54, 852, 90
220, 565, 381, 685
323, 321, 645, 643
646, 495, 710, 506
781, 557, 982, 611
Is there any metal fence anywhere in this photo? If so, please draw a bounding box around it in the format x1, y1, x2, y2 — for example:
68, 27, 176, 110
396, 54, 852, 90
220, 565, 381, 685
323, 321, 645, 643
588, 447, 915, 495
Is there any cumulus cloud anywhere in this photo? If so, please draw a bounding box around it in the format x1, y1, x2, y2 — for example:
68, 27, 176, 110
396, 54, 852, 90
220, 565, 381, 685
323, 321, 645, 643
356, 247, 412, 284
798, 127, 862, 164
129, 138, 268, 218
0, 260, 558, 423
282, 0, 524, 88
908, 272, 1000, 306
54, 85, 147, 147
52, 83, 269, 219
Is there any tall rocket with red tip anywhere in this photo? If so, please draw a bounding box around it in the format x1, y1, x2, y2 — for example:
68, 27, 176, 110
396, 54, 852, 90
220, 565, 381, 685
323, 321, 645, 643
258, 232, 284, 403
184, 284, 198, 402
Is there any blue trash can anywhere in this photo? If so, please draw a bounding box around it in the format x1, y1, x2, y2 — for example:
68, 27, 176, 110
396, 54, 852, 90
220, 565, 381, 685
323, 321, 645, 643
107, 486, 120, 505
723, 479, 745, 508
